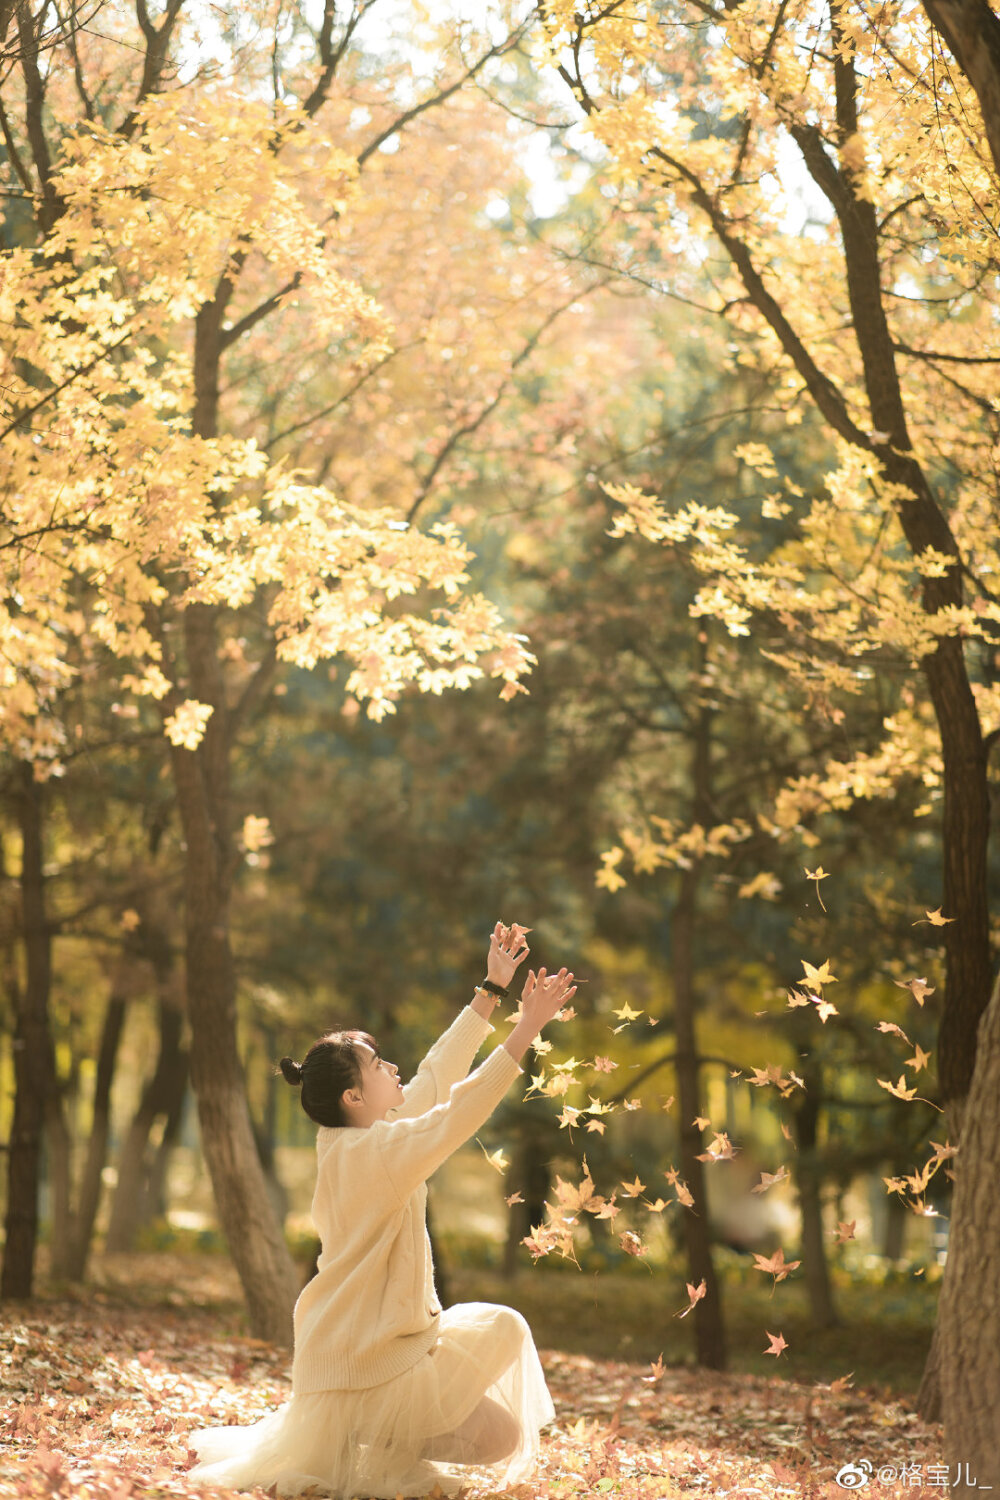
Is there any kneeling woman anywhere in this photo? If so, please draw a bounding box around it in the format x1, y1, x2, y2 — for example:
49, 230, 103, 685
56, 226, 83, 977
187, 922, 574, 1498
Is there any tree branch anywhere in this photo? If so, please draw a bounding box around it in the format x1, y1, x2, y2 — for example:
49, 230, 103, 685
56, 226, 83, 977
405, 283, 605, 525
119, 0, 185, 139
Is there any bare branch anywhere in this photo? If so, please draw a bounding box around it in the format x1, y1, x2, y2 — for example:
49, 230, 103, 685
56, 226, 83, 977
356, 18, 532, 168
405, 283, 607, 525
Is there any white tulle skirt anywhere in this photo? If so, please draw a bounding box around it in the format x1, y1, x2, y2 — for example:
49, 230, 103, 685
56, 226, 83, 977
187, 1302, 555, 1498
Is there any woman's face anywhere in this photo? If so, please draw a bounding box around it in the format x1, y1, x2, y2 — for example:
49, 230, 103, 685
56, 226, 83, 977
348, 1042, 404, 1122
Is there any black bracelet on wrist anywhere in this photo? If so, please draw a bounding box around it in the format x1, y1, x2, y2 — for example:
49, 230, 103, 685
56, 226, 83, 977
480, 978, 508, 998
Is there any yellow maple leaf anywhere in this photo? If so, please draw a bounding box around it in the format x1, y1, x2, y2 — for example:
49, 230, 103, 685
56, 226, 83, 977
801, 959, 837, 987
479, 1144, 509, 1173
878, 1074, 917, 1101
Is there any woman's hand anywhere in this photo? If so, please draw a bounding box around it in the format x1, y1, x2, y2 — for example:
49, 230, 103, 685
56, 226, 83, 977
504, 966, 577, 1064
486, 920, 531, 990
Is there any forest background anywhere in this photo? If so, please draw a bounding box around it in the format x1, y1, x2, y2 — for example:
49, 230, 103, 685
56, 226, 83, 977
1, 0, 999, 1492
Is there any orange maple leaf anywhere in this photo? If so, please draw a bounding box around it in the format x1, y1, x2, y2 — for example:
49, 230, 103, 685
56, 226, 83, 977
674, 1279, 707, 1319
752, 1247, 801, 1283
752, 1167, 788, 1194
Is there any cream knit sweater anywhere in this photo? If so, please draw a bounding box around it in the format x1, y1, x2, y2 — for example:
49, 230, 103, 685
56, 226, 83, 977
291, 1005, 522, 1395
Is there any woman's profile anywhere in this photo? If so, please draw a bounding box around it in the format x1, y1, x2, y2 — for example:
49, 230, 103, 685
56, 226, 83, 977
187, 920, 575, 1497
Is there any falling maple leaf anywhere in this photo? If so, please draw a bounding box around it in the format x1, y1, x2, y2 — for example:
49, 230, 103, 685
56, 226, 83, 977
675, 1279, 707, 1318
906, 1043, 931, 1073
619, 1230, 647, 1258
585, 1119, 606, 1134
553, 1172, 601, 1215
612, 1000, 643, 1023
621, 1175, 646, 1197
479, 1143, 509, 1173
644, 1197, 668, 1213
592, 1055, 618, 1073
894, 976, 936, 1004
752, 1247, 801, 1284
877, 1020, 912, 1044
925, 908, 955, 926
801, 958, 837, 986
878, 1074, 917, 1101
642, 1354, 666, 1384
764, 1331, 788, 1357
804, 865, 829, 911
834, 1220, 856, 1243
505, 1191, 524, 1206
693, 1115, 711, 1130
696, 1131, 737, 1162
752, 1166, 788, 1194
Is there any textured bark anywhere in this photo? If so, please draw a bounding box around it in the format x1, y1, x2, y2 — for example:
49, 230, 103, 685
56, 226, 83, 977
167, 594, 298, 1344
922, 0, 1000, 182
1, 766, 58, 1300
937, 974, 1000, 1493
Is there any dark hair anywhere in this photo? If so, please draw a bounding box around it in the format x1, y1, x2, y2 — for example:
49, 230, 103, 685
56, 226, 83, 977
278, 1029, 378, 1128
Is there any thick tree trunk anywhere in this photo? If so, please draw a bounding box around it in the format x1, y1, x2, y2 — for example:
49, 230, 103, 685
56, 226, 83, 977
937, 973, 1000, 1493
1, 765, 58, 1300
921, 0, 1000, 182
167, 600, 298, 1344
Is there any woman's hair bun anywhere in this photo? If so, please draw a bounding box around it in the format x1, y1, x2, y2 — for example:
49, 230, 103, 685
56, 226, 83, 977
279, 1056, 303, 1086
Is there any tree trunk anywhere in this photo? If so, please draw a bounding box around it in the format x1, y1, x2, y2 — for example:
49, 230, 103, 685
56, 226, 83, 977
937, 974, 1000, 1493
1, 765, 58, 1299
921, 0, 1000, 181
167, 599, 299, 1344
44, 1103, 74, 1280
671, 691, 728, 1370
503, 1083, 551, 1278
56, 981, 129, 1280
106, 991, 188, 1252
791, 1060, 839, 1328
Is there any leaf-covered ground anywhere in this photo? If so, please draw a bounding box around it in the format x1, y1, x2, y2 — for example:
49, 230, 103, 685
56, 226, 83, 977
0, 1259, 948, 1500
